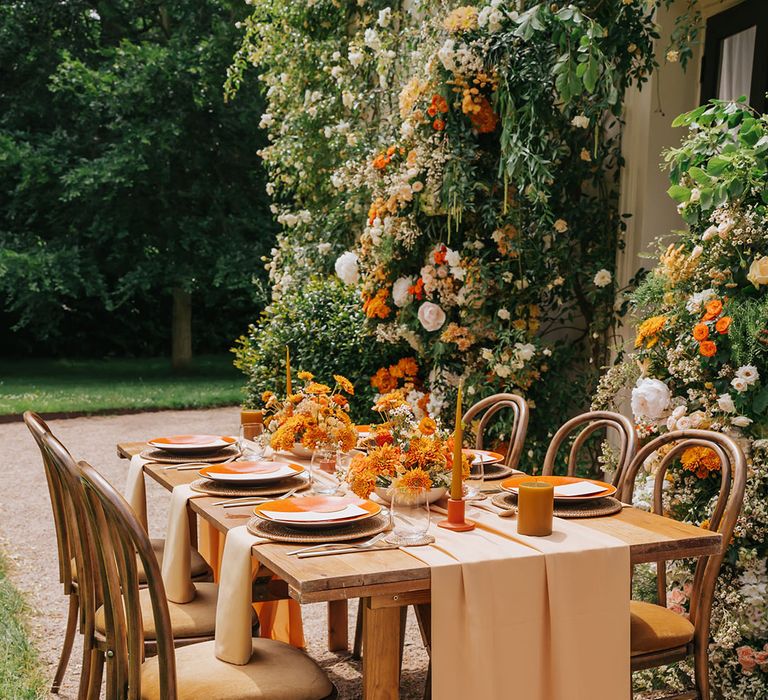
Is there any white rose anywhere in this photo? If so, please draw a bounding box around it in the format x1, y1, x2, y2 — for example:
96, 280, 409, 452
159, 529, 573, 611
631, 378, 671, 421
571, 115, 590, 129
731, 377, 749, 393
732, 416, 753, 428
717, 394, 736, 413
495, 364, 512, 378
516, 343, 536, 362
689, 411, 706, 428
445, 249, 461, 267
675, 416, 692, 430
417, 302, 446, 332
736, 365, 760, 385
497, 308, 510, 320
685, 288, 716, 314
334, 251, 359, 285
747, 256, 768, 288
392, 277, 413, 308
593, 269, 612, 287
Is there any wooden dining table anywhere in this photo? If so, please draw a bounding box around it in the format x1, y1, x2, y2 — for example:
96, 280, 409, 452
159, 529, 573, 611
117, 441, 722, 700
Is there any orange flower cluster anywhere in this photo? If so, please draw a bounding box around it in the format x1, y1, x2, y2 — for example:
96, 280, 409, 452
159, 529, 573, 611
408, 277, 425, 300
681, 446, 721, 479
469, 95, 498, 134
371, 357, 420, 394
363, 289, 391, 319
372, 145, 403, 171
694, 298, 730, 358
634, 315, 668, 349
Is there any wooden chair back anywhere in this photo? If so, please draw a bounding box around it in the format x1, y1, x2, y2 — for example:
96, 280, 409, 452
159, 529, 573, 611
462, 393, 529, 468
23, 411, 73, 591
542, 411, 637, 487
621, 430, 746, 653
77, 459, 177, 700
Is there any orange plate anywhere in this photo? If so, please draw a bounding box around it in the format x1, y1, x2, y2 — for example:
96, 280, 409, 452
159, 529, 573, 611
150, 434, 235, 446
200, 461, 302, 476
463, 448, 504, 464
500, 474, 616, 501
253, 495, 380, 523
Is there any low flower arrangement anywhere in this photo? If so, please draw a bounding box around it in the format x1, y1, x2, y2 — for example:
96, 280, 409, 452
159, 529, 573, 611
347, 392, 469, 499
264, 372, 358, 453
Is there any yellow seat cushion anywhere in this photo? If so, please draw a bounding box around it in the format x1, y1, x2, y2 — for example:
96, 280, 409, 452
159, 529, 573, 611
95, 582, 255, 641
630, 600, 695, 656
140, 639, 334, 700
73, 538, 211, 585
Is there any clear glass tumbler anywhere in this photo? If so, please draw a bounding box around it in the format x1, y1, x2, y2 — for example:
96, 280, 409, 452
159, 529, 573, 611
309, 445, 338, 495
463, 457, 484, 499
391, 486, 430, 543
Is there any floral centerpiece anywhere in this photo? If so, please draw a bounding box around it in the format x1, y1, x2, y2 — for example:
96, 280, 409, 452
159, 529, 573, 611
594, 101, 768, 698
264, 372, 358, 456
347, 391, 469, 502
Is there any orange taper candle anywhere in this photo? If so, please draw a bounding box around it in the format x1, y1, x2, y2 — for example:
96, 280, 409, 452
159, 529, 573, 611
285, 346, 292, 396
450, 382, 463, 500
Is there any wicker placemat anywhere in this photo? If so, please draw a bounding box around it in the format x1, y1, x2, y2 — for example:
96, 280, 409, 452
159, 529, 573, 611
491, 493, 623, 519
247, 513, 390, 543
140, 446, 240, 464
385, 533, 435, 546
190, 477, 310, 498
483, 463, 517, 481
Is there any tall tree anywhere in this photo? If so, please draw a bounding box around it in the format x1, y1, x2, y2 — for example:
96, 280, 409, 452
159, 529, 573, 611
0, 0, 272, 366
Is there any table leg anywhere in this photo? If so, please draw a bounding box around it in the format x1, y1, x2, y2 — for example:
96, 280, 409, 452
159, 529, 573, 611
327, 599, 349, 652
363, 599, 403, 700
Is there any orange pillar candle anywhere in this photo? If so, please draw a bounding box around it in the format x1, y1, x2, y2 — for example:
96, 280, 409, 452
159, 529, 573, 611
240, 409, 263, 440
285, 346, 292, 395
517, 481, 554, 537
450, 382, 463, 500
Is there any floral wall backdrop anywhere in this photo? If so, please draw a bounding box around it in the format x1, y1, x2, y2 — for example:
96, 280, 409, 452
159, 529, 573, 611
228, 0, 700, 464
595, 101, 768, 697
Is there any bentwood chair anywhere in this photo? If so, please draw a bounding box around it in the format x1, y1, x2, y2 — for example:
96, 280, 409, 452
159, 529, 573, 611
39, 431, 259, 698
621, 430, 746, 700
76, 457, 336, 700
462, 393, 529, 468
24, 413, 215, 693
542, 410, 637, 488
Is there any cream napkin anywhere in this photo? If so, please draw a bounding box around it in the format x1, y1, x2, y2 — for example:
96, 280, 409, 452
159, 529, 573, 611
161, 484, 199, 604
214, 525, 266, 665
125, 454, 149, 532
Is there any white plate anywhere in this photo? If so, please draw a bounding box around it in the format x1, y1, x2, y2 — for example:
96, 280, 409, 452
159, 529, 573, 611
199, 461, 305, 485
147, 435, 236, 454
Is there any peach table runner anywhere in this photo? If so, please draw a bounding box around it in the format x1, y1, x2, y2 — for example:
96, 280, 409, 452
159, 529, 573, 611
404, 503, 630, 699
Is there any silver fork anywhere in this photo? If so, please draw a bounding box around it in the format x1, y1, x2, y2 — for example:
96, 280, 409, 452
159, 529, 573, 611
220, 487, 299, 508
287, 531, 388, 556
162, 454, 239, 470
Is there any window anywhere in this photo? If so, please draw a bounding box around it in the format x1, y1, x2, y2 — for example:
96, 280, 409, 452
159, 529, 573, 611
700, 0, 768, 112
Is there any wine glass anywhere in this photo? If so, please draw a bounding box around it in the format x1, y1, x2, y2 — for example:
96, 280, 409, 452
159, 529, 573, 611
391, 486, 430, 544
463, 455, 484, 499
309, 445, 338, 495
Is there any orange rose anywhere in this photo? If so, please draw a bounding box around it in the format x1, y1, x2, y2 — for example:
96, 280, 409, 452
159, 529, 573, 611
432, 119, 446, 131
703, 299, 723, 321
692, 323, 709, 341
715, 316, 732, 334
699, 340, 717, 357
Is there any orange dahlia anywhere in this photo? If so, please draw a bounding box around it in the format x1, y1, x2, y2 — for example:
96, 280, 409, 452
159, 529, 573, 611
398, 467, 433, 494
715, 316, 732, 334
699, 340, 717, 357
703, 299, 723, 321
693, 323, 709, 341
681, 447, 721, 479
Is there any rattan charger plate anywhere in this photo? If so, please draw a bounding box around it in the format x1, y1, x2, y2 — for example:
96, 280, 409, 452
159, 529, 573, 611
190, 477, 310, 498
140, 446, 241, 464
482, 463, 517, 480
247, 513, 391, 543
491, 492, 623, 519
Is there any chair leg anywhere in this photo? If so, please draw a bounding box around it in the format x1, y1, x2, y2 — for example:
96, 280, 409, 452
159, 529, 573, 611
694, 639, 709, 700
51, 593, 79, 693
352, 597, 366, 660
77, 638, 93, 700
85, 648, 104, 700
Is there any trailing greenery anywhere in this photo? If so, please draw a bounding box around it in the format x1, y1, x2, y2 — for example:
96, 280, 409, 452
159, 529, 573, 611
233, 278, 407, 422
0, 355, 242, 415
0, 551, 46, 699
0, 0, 274, 358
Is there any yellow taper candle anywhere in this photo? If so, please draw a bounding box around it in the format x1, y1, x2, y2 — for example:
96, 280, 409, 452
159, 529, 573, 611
285, 346, 292, 395
450, 382, 463, 500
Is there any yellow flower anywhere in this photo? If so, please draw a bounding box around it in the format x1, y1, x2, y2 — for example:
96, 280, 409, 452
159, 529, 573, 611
418, 417, 437, 435
334, 374, 355, 394
398, 467, 433, 494
305, 382, 331, 395
444, 6, 478, 33
297, 371, 314, 381
681, 447, 721, 479
634, 315, 668, 349
404, 436, 446, 471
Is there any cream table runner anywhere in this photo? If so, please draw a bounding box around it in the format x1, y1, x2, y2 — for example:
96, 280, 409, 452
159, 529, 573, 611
126, 454, 149, 531
404, 503, 630, 700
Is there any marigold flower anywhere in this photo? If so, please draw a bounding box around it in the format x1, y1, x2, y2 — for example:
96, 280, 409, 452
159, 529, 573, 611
418, 417, 437, 435
363, 289, 392, 319
634, 315, 668, 349
699, 340, 717, 357
703, 299, 723, 321
333, 374, 355, 394
397, 357, 419, 377
468, 95, 498, 133
715, 316, 732, 334
297, 371, 314, 381
305, 382, 331, 395
692, 323, 709, 341
371, 367, 397, 393
404, 436, 446, 471
681, 446, 721, 479
398, 467, 433, 493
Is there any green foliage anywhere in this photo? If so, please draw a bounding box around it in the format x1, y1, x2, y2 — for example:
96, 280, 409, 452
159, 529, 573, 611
233, 278, 407, 421
0, 0, 274, 355
730, 297, 768, 368
0, 552, 46, 699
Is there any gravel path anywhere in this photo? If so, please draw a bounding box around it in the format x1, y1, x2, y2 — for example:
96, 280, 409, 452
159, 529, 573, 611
0, 408, 428, 699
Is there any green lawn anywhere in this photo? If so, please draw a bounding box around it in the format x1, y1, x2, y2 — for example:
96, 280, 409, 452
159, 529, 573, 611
0, 552, 46, 699
0, 355, 243, 416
